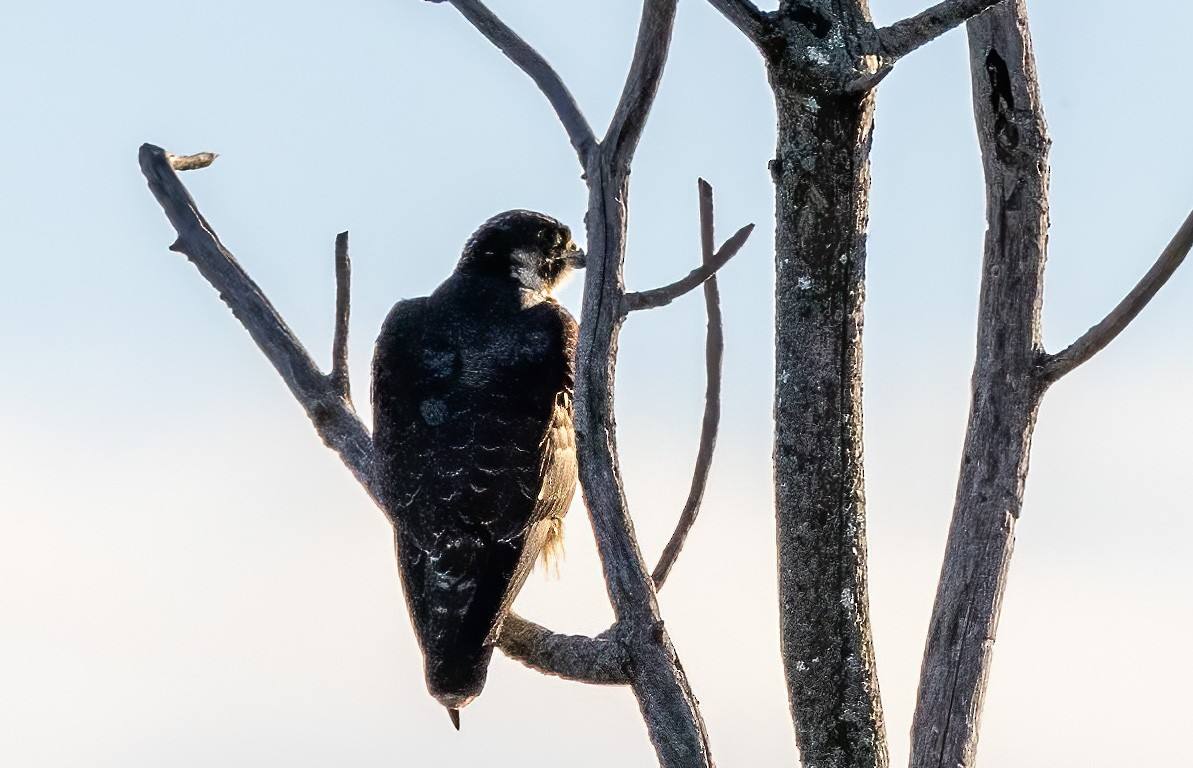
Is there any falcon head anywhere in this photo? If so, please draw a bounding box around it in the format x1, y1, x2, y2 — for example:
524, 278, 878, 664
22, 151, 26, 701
457, 210, 585, 295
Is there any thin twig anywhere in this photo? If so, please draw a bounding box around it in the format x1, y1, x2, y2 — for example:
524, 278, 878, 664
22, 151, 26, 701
1042, 208, 1193, 383
330, 231, 351, 400
652, 179, 724, 589
431, 0, 597, 166
623, 222, 753, 312
704, 0, 770, 45
167, 151, 218, 171
139, 144, 377, 499
603, 0, 681, 171
498, 614, 629, 685
877, 0, 1004, 61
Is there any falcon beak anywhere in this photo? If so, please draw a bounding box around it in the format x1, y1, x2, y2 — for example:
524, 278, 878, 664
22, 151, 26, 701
567, 243, 586, 270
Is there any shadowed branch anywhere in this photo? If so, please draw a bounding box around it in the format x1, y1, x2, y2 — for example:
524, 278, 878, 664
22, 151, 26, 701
652, 179, 725, 589
1042, 208, 1193, 383
603, 0, 680, 171
498, 614, 629, 685
429, 0, 597, 166
705, 0, 769, 44
623, 222, 752, 312
138, 143, 376, 497
877, 0, 1005, 61
331, 231, 352, 401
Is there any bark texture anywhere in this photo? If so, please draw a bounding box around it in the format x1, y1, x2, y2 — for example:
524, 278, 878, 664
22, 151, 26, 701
909, 3, 1050, 765
764, 5, 888, 766
707, 2, 1014, 765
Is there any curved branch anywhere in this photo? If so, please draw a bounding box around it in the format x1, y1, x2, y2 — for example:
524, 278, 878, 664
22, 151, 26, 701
623, 222, 753, 312
497, 614, 629, 685
877, 0, 1004, 62
138, 144, 377, 500
1041, 208, 1193, 383
652, 179, 724, 589
431, 0, 597, 167
603, 0, 680, 172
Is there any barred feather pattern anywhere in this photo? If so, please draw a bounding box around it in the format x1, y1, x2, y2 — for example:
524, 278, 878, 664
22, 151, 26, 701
372, 260, 578, 713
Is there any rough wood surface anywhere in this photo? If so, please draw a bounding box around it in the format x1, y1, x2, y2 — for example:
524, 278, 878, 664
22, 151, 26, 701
764, 5, 889, 766
651, 179, 727, 589
909, 3, 1049, 765
877, 0, 1005, 61
1043, 208, 1193, 382
430, 0, 596, 165
498, 614, 629, 684
703, 1, 1026, 766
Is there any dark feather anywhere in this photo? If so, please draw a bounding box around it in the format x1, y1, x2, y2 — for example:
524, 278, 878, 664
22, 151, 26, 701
371, 222, 579, 712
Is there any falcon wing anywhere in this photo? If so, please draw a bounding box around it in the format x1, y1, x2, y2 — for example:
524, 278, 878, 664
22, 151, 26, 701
371, 291, 577, 702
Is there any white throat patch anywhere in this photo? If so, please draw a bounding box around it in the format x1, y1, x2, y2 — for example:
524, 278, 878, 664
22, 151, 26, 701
509, 247, 549, 297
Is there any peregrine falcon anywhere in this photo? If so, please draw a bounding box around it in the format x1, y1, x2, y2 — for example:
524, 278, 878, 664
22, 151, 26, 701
371, 210, 584, 728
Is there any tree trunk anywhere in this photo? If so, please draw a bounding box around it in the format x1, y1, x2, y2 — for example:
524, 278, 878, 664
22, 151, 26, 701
910, 3, 1050, 765
765, 17, 888, 768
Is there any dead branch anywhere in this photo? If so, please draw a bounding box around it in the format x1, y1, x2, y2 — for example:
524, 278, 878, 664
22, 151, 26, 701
704, 0, 769, 45
877, 0, 1005, 61
602, 1, 680, 172
331, 231, 351, 401
430, 0, 596, 166
498, 614, 630, 685
623, 222, 753, 312
138, 144, 376, 498
1042, 208, 1193, 383
910, 3, 1048, 765
652, 179, 725, 589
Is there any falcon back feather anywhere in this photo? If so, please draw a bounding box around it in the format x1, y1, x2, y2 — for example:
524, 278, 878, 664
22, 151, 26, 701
371, 210, 582, 720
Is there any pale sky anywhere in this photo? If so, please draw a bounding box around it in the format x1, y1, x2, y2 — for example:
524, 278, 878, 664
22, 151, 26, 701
2, 1, 1191, 766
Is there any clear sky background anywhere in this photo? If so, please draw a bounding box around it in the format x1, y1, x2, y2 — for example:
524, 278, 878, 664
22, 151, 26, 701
2, 1, 1191, 766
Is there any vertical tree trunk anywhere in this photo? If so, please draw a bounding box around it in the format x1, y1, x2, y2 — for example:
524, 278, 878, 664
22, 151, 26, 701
910, 3, 1050, 765
765, 10, 888, 764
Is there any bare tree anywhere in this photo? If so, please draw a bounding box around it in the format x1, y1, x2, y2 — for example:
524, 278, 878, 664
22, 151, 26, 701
139, 1, 1192, 767
706, 1, 1192, 767
910, 3, 1193, 766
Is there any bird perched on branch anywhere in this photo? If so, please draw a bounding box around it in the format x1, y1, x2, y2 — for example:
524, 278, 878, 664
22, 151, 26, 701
371, 210, 584, 729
